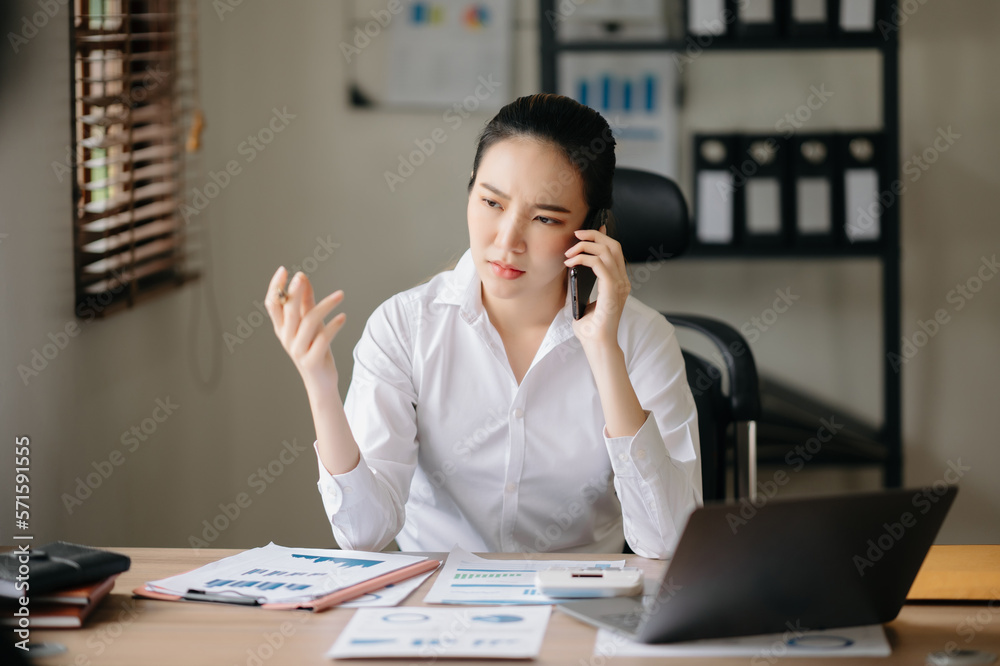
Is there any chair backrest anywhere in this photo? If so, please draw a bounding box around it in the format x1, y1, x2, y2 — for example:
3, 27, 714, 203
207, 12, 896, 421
611, 168, 690, 263
611, 168, 761, 502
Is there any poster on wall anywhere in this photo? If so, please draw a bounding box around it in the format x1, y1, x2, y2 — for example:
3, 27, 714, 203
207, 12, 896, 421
558, 53, 681, 179
382, 0, 511, 110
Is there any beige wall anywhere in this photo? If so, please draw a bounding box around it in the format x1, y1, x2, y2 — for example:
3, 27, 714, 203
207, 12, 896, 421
1, 0, 997, 549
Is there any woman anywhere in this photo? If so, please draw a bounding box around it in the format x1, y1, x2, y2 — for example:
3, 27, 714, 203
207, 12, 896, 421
265, 94, 700, 559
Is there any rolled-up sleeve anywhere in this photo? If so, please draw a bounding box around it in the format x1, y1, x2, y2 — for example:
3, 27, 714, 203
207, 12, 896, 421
605, 305, 702, 559
315, 296, 420, 551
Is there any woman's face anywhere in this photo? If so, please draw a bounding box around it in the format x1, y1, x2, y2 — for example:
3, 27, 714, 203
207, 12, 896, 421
467, 137, 589, 312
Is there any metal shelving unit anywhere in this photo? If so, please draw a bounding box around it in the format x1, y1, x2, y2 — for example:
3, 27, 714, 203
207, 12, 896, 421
539, 1, 902, 488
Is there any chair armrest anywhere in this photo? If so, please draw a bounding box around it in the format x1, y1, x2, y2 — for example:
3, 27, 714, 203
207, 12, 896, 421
663, 313, 761, 423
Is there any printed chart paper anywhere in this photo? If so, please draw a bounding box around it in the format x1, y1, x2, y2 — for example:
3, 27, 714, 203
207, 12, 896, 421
423, 547, 625, 605
339, 571, 434, 608
144, 543, 427, 605
326, 606, 552, 659
594, 623, 891, 657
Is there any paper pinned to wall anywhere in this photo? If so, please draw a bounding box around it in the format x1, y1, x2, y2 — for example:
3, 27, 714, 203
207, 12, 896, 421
383, 0, 511, 109
558, 53, 681, 179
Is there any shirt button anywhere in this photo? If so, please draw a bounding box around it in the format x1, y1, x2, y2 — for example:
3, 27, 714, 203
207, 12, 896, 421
636, 449, 646, 459
343, 486, 353, 493
505, 483, 517, 492
618, 453, 628, 462
512, 408, 524, 419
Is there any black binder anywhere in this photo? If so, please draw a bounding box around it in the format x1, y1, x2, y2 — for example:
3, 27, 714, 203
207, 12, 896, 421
693, 133, 739, 246
838, 131, 885, 245
739, 135, 791, 247
1, 542, 131, 598
790, 133, 838, 247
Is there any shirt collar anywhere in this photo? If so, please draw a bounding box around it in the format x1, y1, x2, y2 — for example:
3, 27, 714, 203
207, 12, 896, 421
434, 249, 573, 338
435, 248, 576, 338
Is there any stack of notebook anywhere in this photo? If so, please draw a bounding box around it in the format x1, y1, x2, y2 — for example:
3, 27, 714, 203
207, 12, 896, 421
1, 542, 131, 628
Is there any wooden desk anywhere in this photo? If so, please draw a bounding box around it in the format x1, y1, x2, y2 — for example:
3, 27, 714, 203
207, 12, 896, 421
24, 548, 1000, 665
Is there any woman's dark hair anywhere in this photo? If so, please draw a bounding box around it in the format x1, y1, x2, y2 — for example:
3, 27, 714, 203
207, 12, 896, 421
468, 93, 616, 232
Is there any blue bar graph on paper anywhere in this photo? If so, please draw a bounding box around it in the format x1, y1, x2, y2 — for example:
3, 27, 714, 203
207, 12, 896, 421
644, 74, 656, 111
203, 578, 314, 592
293, 554, 380, 567
578, 80, 588, 107
623, 80, 632, 111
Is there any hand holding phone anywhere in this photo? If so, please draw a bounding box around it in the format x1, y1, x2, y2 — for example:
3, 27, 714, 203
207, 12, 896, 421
571, 265, 598, 320
569, 210, 604, 320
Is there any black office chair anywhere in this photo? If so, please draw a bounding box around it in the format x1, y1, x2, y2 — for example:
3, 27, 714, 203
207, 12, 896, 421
611, 168, 762, 502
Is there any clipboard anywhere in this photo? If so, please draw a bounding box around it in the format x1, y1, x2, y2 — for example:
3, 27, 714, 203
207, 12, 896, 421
132, 558, 440, 612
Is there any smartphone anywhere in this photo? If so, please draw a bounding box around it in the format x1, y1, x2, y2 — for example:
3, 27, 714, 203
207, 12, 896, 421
535, 567, 644, 598
570, 210, 603, 320
570, 265, 597, 320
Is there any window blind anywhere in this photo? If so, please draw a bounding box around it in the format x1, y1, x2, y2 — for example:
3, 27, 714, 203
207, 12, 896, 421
72, 0, 198, 316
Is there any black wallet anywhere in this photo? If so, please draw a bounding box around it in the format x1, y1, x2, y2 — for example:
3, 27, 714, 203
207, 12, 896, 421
1, 542, 131, 598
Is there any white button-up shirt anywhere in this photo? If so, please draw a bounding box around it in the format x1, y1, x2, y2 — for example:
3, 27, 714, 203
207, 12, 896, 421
315, 249, 701, 559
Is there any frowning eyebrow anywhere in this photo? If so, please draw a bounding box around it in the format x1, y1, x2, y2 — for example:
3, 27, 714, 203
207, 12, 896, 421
479, 182, 573, 214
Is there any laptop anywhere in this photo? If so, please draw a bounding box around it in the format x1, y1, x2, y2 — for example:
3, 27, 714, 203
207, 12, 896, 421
557, 486, 957, 643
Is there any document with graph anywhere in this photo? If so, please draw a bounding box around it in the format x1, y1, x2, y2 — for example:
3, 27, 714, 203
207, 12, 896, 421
141, 543, 432, 605
423, 547, 625, 605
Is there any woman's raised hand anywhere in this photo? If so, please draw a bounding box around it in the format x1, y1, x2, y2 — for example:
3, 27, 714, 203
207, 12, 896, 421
265, 266, 347, 392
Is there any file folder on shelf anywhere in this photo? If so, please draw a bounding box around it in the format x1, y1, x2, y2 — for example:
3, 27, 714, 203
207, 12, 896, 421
739, 135, 790, 246
791, 134, 837, 246
687, 0, 734, 38
736, 0, 780, 39
694, 133, 738, 245
837, 0, 877, 33
834, 0, 891, 39
840, 131, 885, 244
